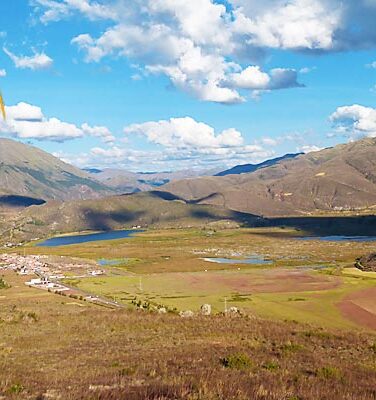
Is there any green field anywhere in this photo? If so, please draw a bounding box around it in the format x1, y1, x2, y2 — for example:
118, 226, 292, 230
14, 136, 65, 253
65, 267, 373, 329
17, 226, 376, 330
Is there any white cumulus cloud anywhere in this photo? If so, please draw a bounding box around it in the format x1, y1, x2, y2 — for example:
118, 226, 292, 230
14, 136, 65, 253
76, 142, 275, 171
231, 66, 271, 90
3, 47, 53, 70
124, 117, 244, 150
57, 0, 307, 103
6, 102, 44, 121
0, 101, 114, 142
232, 0, 341, 50
81, 123, 115, 143
366, 61, 376, 68
231, 66, 302, 92
34, 0, 117, 24
330, 104, 376, 139
299, 145, 323, 153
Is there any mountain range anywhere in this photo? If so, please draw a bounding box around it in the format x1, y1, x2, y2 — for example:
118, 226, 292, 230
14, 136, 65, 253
1, 137, 376, 219
0, 138, 221, 205
215, 153, 302, 176
162, 138, 376, 216
84, 167, 222, 193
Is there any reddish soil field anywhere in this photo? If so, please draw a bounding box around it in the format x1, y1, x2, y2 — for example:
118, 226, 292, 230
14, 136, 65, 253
184, 269, 341, 294
338, 287, 376, 330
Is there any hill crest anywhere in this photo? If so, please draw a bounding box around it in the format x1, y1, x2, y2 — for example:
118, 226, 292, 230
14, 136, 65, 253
0, 138, 113, 204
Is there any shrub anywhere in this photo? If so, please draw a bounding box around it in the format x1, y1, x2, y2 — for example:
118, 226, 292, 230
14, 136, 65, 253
288, 297, 306, 302
26, 312, 39, 322
8, 383, 24, 394
15, 311, 39, 323
303, 330, 333, 339
316, 366, 341, 379
0, 278, 10, 289
221, 353, 253, 370
29, 219, 45, 226
262, 361, 280, 372
281, 342, 304, 353
119, 367, 136, 376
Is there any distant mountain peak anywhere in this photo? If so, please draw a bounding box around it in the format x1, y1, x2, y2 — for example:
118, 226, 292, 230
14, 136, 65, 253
216, 153, 303, 176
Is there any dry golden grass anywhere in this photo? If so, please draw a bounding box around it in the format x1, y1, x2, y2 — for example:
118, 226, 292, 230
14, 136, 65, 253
0, 272, 375, 400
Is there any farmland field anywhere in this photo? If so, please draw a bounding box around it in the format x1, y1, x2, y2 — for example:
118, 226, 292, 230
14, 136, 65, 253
22, 227, 376, 330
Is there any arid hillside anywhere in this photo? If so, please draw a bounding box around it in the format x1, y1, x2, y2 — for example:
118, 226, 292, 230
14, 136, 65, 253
3, 191, 262, 243
0, 138, 113, 204
162, 138, 376, 216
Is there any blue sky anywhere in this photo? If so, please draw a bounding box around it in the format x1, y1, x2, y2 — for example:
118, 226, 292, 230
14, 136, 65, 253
0, 0, 375, 171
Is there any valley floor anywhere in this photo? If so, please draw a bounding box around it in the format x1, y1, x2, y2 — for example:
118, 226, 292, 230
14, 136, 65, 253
18, 227, 376, 330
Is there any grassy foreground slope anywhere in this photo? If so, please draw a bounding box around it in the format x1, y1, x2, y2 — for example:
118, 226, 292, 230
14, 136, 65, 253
0, 271, 375, 400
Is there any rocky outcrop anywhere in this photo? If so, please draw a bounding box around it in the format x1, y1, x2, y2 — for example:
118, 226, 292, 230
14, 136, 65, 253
355, 253, 376, 272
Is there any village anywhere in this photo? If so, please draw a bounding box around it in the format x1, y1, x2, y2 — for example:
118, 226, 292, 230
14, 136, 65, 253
0, 253, 120, 307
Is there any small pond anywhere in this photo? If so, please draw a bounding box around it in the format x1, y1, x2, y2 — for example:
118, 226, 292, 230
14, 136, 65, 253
97, 258, 129, 266
202, 255, 272, 265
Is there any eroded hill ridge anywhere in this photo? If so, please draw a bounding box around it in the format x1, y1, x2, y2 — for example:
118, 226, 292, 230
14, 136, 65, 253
162, 138, 376, 216
0, 138, 113, 202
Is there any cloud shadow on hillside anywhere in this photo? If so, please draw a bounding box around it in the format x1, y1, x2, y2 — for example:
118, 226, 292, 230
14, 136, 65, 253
148, 190, 224, 205
268, 215, 376, 236
81, 208, 145, 231
148, 190, 265, 227
0, 195, 46, 208
148, 190, 376, 235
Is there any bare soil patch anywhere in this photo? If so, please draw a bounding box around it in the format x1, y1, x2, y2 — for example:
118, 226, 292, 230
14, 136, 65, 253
183, 269, 340, 294
338, 287, 376, 330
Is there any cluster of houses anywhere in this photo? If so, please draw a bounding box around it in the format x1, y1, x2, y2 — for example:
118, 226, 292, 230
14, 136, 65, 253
0, 254, 68, 291
3, 242, 24, 249
0, 253, 105, 291
26, 276, 70, 292
0, 253, 124, 308
0, 254, 50, 275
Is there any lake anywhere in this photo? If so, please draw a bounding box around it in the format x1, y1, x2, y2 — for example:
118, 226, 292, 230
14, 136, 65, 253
98, 258, 129, 266
298, 235, 376, 242
37, 230, 143, 247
